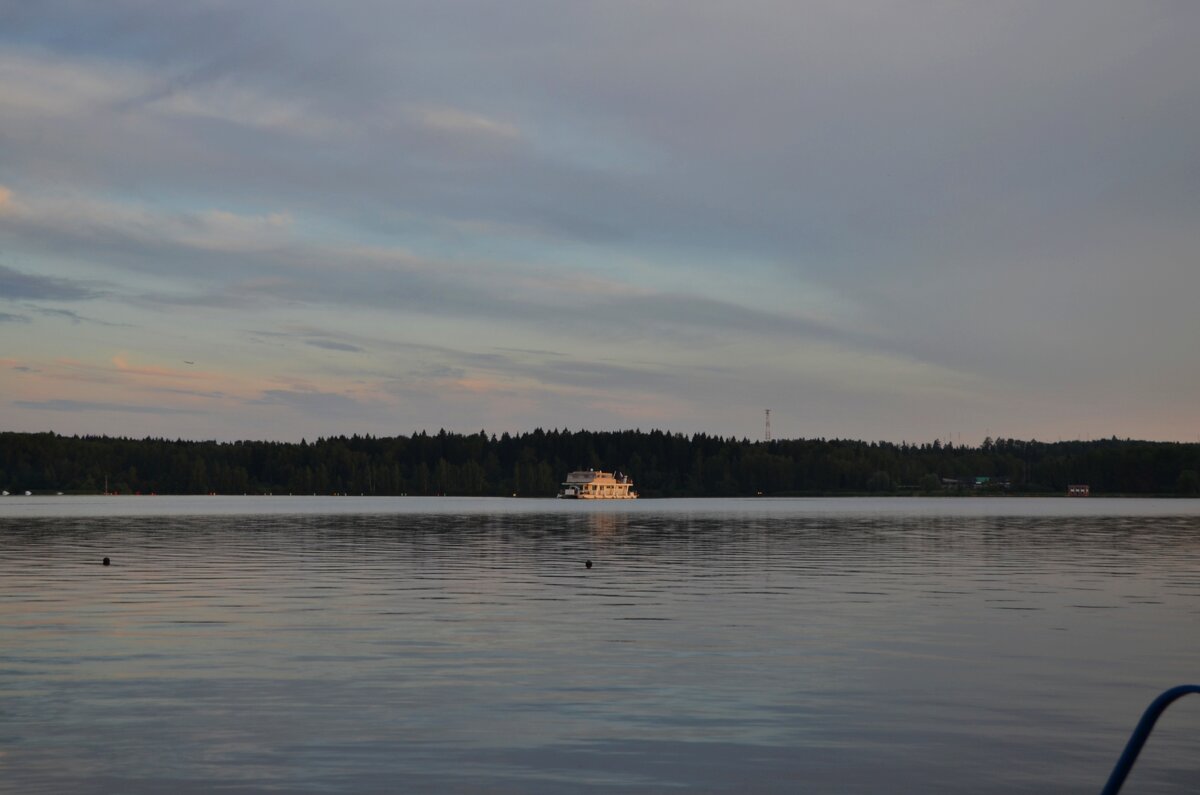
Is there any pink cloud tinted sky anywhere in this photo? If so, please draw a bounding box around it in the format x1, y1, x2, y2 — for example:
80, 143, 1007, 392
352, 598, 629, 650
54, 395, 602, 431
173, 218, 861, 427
2, 2, 1198, 443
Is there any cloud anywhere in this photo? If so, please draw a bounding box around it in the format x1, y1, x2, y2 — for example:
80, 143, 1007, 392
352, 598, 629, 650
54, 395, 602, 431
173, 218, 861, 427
305, 339, 365, 353
0, 51, 146, 117
251, 388, 371, 417
5, 358, 39, 372
14, 398, 204, 415
0, 191, 295, 260
0, 311, 31, 323
146, 80, 349, 139
2, 190, 883, 356
491, 346, 567, 358
23, 305, 131, 326
111, 355, 209, 381
144, 385, 228, 401
0, 49, 346, 139
0, 264, 103, 301
412, 106, 521, 141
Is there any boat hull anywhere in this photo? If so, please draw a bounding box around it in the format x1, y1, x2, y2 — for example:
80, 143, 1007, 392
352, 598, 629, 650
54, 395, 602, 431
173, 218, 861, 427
557, 492, 638, 499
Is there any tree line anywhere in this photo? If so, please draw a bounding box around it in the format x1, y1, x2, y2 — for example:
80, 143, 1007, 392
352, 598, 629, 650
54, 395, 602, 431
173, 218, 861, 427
1, 429, 1198, 497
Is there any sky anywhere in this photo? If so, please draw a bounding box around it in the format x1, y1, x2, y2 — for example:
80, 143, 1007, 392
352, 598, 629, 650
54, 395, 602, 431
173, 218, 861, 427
1, 1, 1198, 444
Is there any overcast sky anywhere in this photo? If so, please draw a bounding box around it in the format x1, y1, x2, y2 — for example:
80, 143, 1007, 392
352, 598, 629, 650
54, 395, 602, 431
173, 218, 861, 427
2, 1, 1198, 443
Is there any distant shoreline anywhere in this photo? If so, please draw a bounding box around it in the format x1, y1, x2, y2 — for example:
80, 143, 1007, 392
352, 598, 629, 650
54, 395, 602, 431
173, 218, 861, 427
4, 490, 1197, 500
2, 429, 1198, 498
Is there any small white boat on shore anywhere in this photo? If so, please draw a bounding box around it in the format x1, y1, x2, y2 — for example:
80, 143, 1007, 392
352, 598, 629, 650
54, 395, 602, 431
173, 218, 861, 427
558, 470, 638, 499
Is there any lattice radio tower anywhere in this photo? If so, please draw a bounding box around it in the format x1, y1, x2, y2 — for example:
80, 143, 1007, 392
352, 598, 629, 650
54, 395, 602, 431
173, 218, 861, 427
764, 409, 771, 442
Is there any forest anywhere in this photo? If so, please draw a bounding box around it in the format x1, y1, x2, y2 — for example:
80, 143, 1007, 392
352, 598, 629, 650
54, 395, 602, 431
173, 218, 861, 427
1, 429, 1199, 497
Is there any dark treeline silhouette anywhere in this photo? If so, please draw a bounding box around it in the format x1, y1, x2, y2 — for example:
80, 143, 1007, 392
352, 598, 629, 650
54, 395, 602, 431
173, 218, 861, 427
2, 430, 1199, 497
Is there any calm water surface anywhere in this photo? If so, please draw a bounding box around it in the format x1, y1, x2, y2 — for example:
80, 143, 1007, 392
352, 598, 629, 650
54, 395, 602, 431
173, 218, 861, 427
2, 497, 1200, 793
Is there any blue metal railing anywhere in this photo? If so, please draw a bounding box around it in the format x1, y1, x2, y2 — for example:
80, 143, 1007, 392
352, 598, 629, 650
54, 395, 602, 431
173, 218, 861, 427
1100, 684, 1200, 795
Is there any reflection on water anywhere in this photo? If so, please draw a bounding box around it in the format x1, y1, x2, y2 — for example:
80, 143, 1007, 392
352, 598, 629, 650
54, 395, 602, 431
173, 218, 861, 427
1, 498, 1199, 793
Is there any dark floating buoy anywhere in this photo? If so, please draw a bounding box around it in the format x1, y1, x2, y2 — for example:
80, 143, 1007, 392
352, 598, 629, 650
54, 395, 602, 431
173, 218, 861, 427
585, 559, 593, 569
102, 557, 110, 566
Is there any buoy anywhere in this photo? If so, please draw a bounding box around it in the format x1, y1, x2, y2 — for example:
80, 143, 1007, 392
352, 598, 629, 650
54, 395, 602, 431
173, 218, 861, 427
102, 557, 110, 566
585, 559, 593, 569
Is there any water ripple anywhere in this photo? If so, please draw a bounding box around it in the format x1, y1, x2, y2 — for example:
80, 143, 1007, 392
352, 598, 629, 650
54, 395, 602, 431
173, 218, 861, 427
2, 498, 1200, 793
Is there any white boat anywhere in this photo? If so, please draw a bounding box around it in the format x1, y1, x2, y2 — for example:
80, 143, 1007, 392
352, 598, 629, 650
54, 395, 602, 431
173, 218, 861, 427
558, 470, 638, 499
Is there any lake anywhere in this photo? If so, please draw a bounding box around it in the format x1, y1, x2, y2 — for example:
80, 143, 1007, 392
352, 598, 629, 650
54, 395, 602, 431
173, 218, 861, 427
2, 496, 1199, 793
